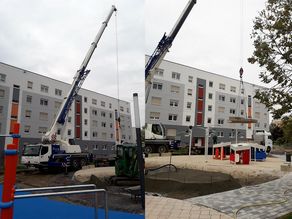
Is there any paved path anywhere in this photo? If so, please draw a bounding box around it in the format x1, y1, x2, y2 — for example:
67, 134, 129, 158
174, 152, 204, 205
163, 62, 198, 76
187, 172, 292, 219
146, 195, 232, 219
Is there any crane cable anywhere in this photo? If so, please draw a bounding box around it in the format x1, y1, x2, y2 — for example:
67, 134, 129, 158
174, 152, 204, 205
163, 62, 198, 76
114, 8, 122, 144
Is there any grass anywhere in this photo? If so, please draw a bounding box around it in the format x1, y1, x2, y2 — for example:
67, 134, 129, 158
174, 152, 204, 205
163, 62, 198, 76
278, 212, 292, 219
171, 147, 189, 155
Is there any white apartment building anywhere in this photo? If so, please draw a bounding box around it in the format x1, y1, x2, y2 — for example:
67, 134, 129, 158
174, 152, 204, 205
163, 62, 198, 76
0, 62, 133, 161
146, 57, 270, 147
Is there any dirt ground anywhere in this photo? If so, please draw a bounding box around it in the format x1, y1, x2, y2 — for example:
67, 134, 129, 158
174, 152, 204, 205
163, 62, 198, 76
0, 169, 143, 214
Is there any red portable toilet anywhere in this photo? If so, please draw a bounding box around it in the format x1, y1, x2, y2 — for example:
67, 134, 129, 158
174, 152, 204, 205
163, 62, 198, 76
230, 143, 251, 165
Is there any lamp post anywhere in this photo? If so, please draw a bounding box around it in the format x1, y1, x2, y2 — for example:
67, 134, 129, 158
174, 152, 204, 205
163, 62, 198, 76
188, 126, 192, 156
205, 126, 209, 162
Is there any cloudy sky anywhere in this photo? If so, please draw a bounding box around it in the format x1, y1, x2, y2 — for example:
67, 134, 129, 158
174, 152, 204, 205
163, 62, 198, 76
146, 0, 267, 87
0, 0, 144, 125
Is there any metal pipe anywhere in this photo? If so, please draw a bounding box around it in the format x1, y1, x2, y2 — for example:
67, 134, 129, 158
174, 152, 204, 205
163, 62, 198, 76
15, 184, 97, 192
133, 93, 145, 210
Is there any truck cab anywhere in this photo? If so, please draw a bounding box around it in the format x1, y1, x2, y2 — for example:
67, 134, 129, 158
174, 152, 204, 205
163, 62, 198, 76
21, 144, 52, 168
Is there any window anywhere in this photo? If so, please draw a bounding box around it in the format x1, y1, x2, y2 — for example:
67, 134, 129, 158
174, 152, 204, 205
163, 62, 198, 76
110, 123, 113, 128
93, 145, 98, 150
187, 102, 192, 109
67, 129, 72, 136
153, 82, 163, 90
102, 133, 107, 140
84, 108, 88, 114
41, 85, 49, 93
219, 83, 225, 90
92, 120, 98, 127
218, 119, 224, 125
39, 112, 48, 121
109, 103, 112, 109
170, 85, 180, 93
101, 101, 105, 107
84, 119, 88, 125
186, 115, 191, 122
229, 132, 235, 138
84, 131, 88, 137
127, 108, 130, 113
101, 122, 106, 127
219, 95, 225, 101
25, 110, 31, 118
55, 89, 62, 96
188, 76, 193, 83
92, 99, 97, 105
150, 112, 160, 120
26, 81, 33, 89
109, 113, 112, 119
230, 109, 236, 114
230, 97, 236, 103
264, 123, 267, 128
255, 123, 260, 128
26, 95, 32, 103
172, 72, 180, 80
168, 114, 178, 121
208, 105, 212, 111
241, 99, 244, 104
55, 101, 61, 109
24, 125, 30, 133
151, 97, 162, 106
0, 106, 3, 115
120, 106, 124, 112
241, 88, 244, 94
38, 127, 47, 134
84, 97, 87, 102
209, 81, 213, 87
155, 68, 164, 77
170, 99, 178, 107
255, 112, 260, 118
218, 107, 225, 113
92, 109, 97, 115
40, 98, 48, 106
241, 110, 244, 115
218, 131, 224, 137
101, 111, 106, 117
230, 86, 236, 93
187, 89, 192, 96
0, 73, 6, 82
208, 93, 213, 99
207, 118, 212, 124
0, 89, 5, 97
68, 117, 72, 123
92, 131, 98, 137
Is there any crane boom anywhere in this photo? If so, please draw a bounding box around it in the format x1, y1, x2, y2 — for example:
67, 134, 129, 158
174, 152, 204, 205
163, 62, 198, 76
43, 5, 117, 143
145, 0, 196, 102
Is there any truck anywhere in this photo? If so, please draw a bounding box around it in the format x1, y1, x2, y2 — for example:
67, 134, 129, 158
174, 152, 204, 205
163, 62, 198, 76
21, 5, 117, 170
144, 0, 196, 153
144, 123, 181, 154
254, 130, 273, 154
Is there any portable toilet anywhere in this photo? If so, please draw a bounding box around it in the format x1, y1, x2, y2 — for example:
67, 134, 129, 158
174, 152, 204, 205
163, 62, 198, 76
213, 142, 231, 160
250, 143, 266, 161
230, 143, 251, 165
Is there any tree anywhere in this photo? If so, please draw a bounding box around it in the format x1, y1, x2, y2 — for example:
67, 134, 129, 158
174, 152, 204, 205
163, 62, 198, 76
269, 122, 284, 142
282, 116, 292, 144
248, 0, 292, 119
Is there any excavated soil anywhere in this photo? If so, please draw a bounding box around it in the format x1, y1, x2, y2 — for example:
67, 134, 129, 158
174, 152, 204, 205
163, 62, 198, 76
145, 168, 242, 199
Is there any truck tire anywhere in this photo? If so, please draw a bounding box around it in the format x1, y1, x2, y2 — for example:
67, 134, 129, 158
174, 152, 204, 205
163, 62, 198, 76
266, 146, 271, 154
144, 145, 152, 154
80, 158, 87, 167
158, 145, 167, 153
71, 159, 80, 170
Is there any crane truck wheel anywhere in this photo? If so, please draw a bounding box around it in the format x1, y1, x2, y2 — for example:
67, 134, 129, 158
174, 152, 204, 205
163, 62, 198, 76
80, 158, 87, 168
144, 145, 152, 154
71, 159, 80, 170
266, 146, 271, 154
158, 145, 167, 154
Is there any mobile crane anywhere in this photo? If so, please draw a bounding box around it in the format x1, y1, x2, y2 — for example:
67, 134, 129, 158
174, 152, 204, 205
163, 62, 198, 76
21, 5, 117, 170
145, 0, 196, 153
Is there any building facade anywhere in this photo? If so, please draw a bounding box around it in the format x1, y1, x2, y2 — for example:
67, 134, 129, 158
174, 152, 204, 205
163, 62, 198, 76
146, 57, 270, 147
0, 62, 133, 162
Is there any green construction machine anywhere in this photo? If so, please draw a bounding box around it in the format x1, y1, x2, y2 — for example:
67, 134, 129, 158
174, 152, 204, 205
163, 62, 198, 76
115, 144, 139, 178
